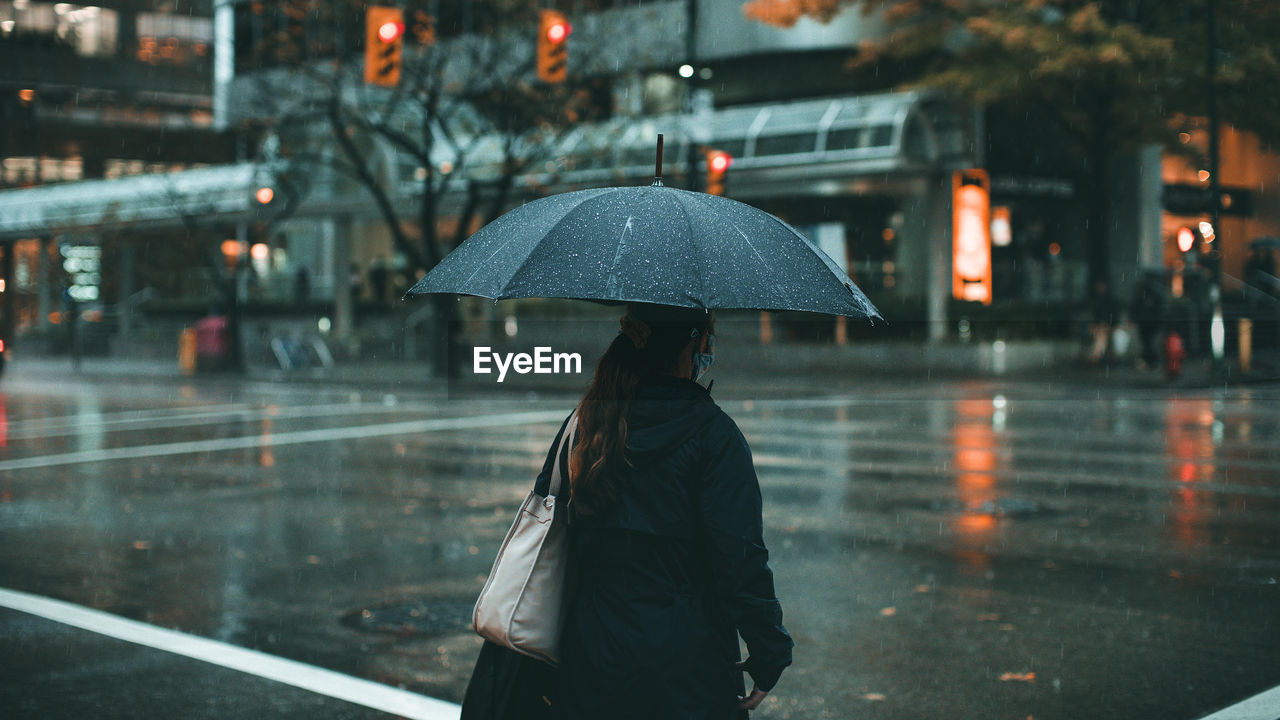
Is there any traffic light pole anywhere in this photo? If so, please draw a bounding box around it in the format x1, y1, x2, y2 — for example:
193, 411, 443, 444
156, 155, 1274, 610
1208, 0, 1226, 380
685, 0, 700, 192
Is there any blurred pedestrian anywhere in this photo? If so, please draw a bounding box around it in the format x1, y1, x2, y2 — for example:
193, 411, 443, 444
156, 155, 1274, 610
294, 265, 311, 306
348, 262, 364, 302
461, 303, 793, 720
369, 259, 388, 305
1087, 279, 1118, 364
1130, 274, 1164, 370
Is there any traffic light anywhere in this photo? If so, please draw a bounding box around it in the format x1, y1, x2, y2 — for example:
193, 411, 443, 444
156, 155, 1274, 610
364, 6, 404, 87
705, 149, 732, 196
537, 9, 571, 83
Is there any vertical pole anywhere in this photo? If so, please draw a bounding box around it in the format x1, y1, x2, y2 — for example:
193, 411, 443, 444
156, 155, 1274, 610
928, 173, 951, 342
333, 216, 353, 343
37, 237, 51, 331
685, 0, 700, 192
0, 242, 13, 343
229, 221, 248, 373
213, 0, 235, 130
1208, 0, 1226, 378
1238, 318, 1252, 373
119, 240, 134, 343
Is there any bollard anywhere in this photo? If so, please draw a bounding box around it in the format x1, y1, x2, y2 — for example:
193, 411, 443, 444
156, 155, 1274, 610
759, 311, 774, 345
1164, 331, 1186, 381
1238, 318, 1253, 373
178, 327, 197, 376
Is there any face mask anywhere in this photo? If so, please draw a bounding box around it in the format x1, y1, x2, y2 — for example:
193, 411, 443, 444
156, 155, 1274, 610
691, 332, 715, 382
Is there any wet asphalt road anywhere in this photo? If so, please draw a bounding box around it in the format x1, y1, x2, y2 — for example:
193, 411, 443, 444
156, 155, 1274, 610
0, 369, 1278, 720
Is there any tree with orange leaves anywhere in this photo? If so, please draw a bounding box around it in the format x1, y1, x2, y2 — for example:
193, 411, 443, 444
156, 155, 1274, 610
743, 0, 1280, 289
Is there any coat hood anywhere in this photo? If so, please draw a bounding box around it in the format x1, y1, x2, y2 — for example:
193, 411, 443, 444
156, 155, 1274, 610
625, 375, 722, 458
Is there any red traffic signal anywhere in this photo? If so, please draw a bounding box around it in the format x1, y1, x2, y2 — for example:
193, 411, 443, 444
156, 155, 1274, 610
546, 19, 570, 44
708, 151, 732, 174
255, 186, 275, 204
377, 20, 405, 43
704, 149, 733, 195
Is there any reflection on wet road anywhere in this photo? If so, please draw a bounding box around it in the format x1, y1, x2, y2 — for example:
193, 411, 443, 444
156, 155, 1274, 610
1, 375, 1277, 719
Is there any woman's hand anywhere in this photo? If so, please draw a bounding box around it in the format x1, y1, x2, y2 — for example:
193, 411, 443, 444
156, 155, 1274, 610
735, 660, 770, 710
738, 687, 769, 710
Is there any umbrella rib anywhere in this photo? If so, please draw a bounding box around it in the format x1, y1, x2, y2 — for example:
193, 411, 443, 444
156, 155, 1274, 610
489, 188, 618, 299
671, 191, 708, 306
604, 215, 636, 296
463, 235, 526, 294
757, 209, 882, 319
685, 193, 785, 299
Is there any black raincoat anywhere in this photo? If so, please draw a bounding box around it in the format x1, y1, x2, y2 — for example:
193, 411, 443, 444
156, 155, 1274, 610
551, 374, 793, 719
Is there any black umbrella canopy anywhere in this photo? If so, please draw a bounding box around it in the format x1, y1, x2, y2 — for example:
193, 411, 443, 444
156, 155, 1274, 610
406, 182, 883, 321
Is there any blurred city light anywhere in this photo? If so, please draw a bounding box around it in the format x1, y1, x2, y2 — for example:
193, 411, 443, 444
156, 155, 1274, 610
990, 206, 1012, 247
678, 64, 694, 78
1177, 227, 1196, 252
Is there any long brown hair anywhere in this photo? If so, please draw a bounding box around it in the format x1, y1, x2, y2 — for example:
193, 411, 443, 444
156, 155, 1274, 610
569, 303, 712, 515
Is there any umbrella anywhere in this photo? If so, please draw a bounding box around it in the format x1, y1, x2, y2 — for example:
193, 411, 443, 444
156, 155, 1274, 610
406, 138, 882, 321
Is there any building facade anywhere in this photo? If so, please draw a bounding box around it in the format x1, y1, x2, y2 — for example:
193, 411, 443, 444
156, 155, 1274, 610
2, 0, 1277, 357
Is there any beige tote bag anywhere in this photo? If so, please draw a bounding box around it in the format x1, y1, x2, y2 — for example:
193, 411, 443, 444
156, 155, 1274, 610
472, 412, 577, 666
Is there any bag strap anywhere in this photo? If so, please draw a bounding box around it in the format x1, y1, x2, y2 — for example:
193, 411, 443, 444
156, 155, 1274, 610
548, 411, 577, 498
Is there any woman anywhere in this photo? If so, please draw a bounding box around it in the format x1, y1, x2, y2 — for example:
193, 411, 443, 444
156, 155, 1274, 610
553, 302, 793, 719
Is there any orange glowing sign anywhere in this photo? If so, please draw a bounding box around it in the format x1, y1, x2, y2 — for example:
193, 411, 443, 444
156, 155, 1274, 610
953, 169, 992, 305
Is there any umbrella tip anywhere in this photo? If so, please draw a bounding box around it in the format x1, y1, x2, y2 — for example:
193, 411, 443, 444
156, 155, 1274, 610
654, 133, 664, 184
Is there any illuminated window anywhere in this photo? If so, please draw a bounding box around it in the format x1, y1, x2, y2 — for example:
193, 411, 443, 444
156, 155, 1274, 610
0, 1, 119, 57
135, 11, 211, 64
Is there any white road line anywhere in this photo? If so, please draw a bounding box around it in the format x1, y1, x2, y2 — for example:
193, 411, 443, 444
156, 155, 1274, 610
4, 402, 256, 433
0, 587, 460, 720
1198, 684, 1280, 720
7, 401, 432, 441
0, 409, 568, 472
